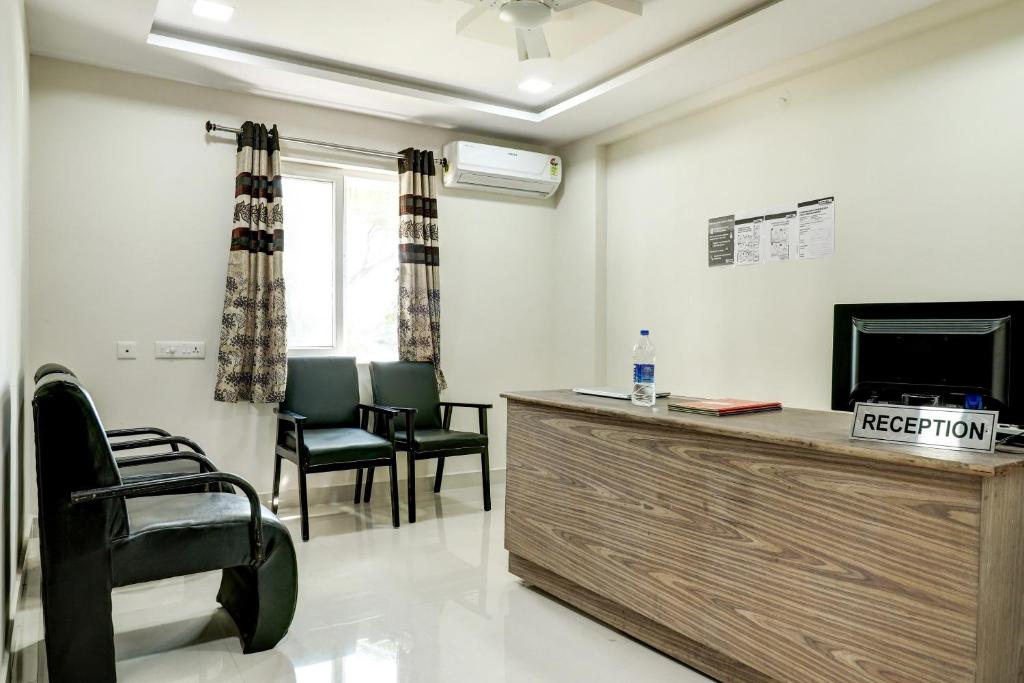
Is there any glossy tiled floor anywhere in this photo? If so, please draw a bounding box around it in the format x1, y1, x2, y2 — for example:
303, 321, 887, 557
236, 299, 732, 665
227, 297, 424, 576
12, 482, 711, 682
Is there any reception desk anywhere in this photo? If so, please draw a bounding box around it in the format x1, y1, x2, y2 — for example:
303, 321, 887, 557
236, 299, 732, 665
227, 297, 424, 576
502, 390, 1024, 682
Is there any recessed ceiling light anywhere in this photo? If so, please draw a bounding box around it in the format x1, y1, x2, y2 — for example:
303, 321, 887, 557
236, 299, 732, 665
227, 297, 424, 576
192, 0, 234, 22
519, 78, 552, 94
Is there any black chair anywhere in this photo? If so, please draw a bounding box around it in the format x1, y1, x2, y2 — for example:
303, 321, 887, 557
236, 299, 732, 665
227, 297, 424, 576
367, 361, 492, 523
33, 374, 297, 683
34, 363, 224, 491
34, 363, 186, 447
273, 357, 400, 540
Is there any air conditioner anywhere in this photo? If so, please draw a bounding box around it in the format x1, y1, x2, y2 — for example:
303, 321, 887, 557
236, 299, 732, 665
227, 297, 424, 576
442, 141, 562, 199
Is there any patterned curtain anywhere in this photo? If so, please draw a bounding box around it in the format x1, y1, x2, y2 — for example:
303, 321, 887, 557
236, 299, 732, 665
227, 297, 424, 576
214, 122, 288, 403
398, 148, 445, 389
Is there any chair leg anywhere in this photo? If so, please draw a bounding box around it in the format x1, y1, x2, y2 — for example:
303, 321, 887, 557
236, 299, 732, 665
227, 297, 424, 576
298, 467, 310, 542
218, 526, 299, 654
41, 555, 117, 682
433, 457, 445, 493
407, 451, 417, 523
389, 459, 400, 528
363, 467, 375, 503
481, 447, 492, 512
354, 468, 364, 505
271, 454, 282, 514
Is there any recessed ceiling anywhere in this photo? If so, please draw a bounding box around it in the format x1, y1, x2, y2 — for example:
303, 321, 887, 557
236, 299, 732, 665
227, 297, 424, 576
26, 0, 952, 144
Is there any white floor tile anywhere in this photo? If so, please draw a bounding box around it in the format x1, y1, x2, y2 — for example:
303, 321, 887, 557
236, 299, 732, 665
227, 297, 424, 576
13, 483, 711, 683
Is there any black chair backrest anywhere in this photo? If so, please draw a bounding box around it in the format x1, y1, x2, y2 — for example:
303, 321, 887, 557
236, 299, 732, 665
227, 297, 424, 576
32, 374, 127, 566
281, 357, 361, 428
34, 363, 76, 384
369, 361, 443, 432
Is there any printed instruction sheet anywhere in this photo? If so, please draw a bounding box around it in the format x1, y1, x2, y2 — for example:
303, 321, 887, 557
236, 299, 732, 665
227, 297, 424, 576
706, 196, 835, 267
707, 215, 735, 267
797, 197, 835, 260
764, 209, 798, 262
733, 215, 764, 266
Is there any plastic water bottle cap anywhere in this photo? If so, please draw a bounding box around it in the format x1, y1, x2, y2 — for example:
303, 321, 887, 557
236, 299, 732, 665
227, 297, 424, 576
640, 329, 650, 336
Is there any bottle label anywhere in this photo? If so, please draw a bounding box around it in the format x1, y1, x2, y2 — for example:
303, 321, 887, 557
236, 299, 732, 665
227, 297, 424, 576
633, 363, 655, 383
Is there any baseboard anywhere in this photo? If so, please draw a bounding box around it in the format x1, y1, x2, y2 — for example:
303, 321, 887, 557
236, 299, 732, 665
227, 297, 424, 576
264, 468, 506, 509
2, 519, 36, 683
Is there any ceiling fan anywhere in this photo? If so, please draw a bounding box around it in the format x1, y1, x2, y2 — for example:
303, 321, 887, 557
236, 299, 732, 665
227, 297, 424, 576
455, 0, 645, 61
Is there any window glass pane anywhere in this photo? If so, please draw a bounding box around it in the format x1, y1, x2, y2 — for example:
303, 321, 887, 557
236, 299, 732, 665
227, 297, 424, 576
342, 175, 399, 361
282, 176, 335, 349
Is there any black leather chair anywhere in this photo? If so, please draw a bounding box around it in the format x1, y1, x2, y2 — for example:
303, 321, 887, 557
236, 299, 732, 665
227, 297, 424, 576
273, 357, 400, 540
368, 361, 492, 523
32, 374, 298, 683
35, 362, 201, 454
34, 363, 222, 490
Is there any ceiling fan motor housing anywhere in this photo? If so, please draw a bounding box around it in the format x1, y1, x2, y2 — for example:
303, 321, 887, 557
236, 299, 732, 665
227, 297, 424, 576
498, 0, 553, 28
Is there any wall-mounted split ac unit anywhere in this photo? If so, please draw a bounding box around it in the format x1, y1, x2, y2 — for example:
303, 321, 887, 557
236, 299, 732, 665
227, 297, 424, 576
442, 141, 562, 199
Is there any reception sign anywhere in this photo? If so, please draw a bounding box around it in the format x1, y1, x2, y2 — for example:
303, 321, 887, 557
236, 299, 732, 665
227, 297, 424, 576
850, 403, 998, 453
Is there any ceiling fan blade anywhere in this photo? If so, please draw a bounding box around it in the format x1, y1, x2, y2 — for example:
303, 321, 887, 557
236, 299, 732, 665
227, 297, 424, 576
455, 5, 489, 34
593, 0, 643, 14
515, 26, 551, 61
551, 0, 643, 14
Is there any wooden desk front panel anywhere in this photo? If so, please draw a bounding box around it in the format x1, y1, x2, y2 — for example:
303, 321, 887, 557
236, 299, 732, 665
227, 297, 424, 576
505, 401, 982, 682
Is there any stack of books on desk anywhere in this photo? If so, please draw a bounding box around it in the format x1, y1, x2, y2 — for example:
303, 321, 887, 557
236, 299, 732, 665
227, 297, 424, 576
668, 398, 782, 416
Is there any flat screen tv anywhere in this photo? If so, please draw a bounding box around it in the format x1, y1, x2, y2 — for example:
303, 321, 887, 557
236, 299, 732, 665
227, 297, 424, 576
832, 301, 1024, 425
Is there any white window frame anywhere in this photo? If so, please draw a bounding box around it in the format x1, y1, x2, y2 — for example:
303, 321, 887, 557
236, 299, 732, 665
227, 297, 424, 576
282, 158, 399, 359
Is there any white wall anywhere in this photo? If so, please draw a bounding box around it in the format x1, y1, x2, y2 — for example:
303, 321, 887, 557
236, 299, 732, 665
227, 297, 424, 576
1, 0, 29, 666
28, 57, 559, 496
599, 0, 1024, 408
551, 141, 607, 387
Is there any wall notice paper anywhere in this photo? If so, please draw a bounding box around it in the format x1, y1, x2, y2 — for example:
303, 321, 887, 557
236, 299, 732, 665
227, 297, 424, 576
764, 209, 798, 262
707, 215, 735, 267
734, 215, 764, 266
797, 196, 835, 259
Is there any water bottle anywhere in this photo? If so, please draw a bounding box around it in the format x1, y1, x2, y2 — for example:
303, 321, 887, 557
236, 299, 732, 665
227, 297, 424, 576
632, 329, 656, 407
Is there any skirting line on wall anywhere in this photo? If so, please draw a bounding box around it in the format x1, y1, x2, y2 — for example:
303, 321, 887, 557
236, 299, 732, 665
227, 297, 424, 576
264, 468, 506, 510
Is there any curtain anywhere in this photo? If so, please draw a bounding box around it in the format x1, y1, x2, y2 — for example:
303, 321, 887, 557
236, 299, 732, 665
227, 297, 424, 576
214, 122, 288, 403
398, 148, 445, 389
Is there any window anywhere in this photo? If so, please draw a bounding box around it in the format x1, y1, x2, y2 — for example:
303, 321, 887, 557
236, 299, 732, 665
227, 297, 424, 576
282, 164, 399, 361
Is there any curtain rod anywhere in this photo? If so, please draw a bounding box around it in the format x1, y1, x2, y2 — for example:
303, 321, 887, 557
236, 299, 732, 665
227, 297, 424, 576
205, 121, 446, 166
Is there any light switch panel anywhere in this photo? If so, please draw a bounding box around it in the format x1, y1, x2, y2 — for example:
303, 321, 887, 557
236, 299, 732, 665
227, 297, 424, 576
155, 341, 206, 359
116, 341, 138, 359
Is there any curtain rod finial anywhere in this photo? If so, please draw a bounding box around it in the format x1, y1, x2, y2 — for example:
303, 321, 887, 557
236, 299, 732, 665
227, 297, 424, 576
205, 120, 214, 133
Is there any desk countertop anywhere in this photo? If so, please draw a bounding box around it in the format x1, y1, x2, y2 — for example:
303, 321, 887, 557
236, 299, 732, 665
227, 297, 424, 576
501, 389, 1024, 477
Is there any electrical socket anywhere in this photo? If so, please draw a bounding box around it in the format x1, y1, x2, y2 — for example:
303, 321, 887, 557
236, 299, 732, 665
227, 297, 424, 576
154, 341, 206, 359
116, 341, 138, 359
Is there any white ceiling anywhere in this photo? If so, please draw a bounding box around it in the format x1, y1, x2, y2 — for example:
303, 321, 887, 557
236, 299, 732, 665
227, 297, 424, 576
26, 0, 951, 144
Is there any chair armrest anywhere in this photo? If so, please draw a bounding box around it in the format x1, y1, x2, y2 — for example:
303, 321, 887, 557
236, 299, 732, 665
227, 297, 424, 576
357, 403, 399, 419
106, 426, 172, 438
378, 406, 417, 442
70, 472, 265, 564
379, 405, 417, 417
116, 450, 218, 473
380, 406, 417, 425
357, 404, 399, 440
275, 409, 307, 424
107, 427, 178, 451
109, 435, 206, 455
107, 428, 172, 438
439, 402, 490, 434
